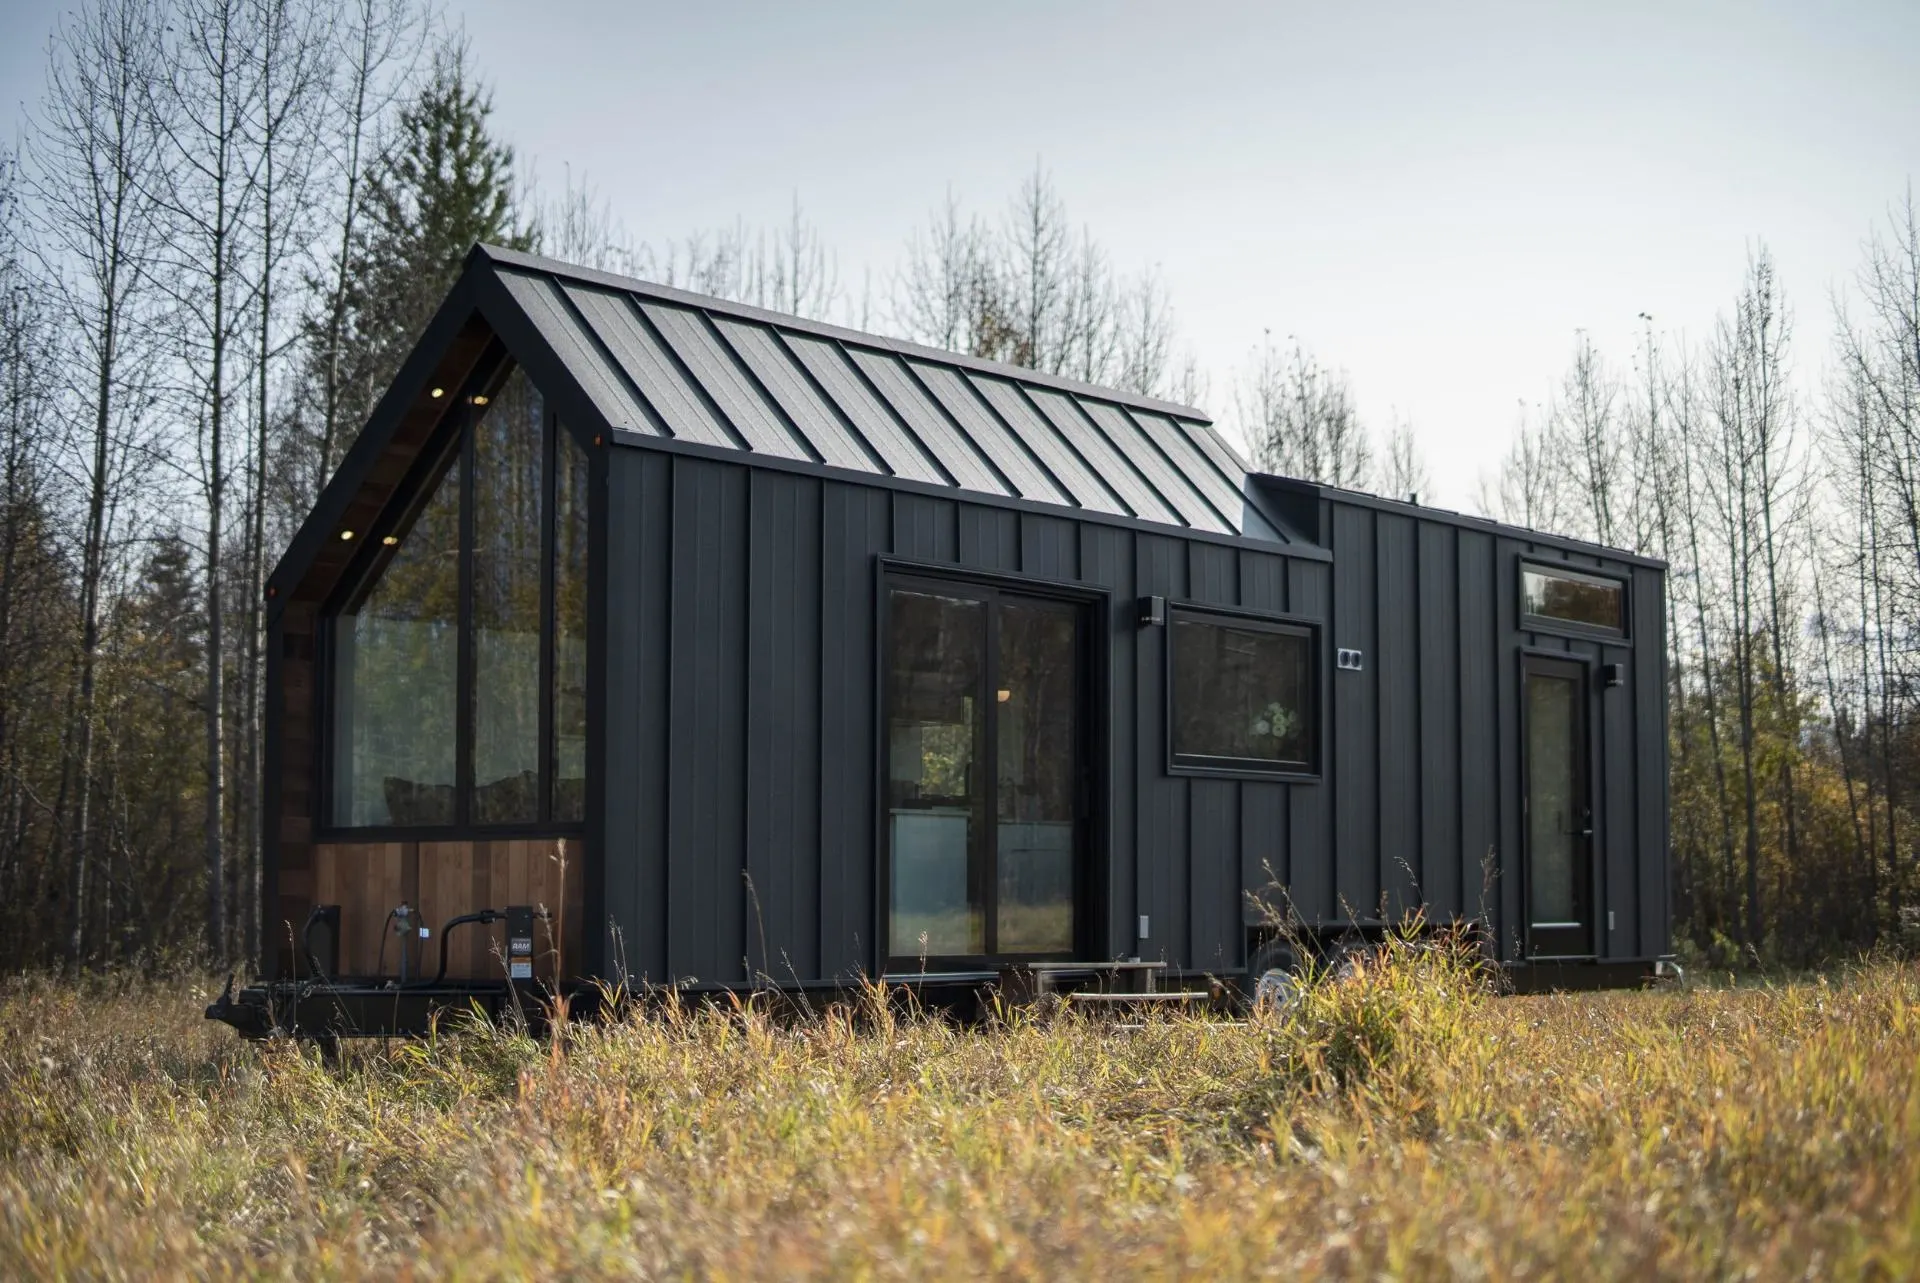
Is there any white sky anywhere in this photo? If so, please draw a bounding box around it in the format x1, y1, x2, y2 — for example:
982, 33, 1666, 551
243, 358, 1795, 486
6, 0, 1918, 506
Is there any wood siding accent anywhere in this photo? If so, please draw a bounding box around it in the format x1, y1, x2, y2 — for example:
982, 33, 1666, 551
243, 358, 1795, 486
306, 838, 586, 980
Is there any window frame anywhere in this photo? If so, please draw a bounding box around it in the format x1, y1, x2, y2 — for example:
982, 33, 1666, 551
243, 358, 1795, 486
1164, 602, 1324, 782
316, 359, 588, 841
1518, 560, 1630, 641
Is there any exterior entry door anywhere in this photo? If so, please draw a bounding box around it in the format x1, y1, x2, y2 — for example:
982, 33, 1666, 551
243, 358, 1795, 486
1523, 656, 1594, 957
884, 579, 1087, 969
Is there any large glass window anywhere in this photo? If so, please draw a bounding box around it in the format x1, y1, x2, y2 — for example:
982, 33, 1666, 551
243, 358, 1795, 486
1169, 609, 1316, 774
327, 365, 590, 830
331, 454, 461, 827
1521, 562, 1626, 636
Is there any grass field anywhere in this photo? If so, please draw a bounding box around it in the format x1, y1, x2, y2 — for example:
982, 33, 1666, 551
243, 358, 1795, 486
2, 948, 1916, 1279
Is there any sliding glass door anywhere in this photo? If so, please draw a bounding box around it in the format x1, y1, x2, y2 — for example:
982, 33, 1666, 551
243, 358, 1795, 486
885, 578, 1087, 968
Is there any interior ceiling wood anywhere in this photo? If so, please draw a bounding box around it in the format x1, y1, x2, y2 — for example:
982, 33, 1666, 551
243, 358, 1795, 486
476, 244, 1289, 543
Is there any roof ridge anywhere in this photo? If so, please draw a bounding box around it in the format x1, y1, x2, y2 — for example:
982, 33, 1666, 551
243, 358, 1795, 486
470, 242, 1215, 424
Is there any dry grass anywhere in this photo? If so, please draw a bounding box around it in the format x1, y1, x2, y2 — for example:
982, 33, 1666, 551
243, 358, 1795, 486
2, 949, 1917, 1280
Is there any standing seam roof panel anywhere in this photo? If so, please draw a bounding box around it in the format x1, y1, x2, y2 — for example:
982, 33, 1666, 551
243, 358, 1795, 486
713, 318, 883, 475
968, 374, 1130, 516
910, 362, 1070, 507
783, 333, 949, 485
1080, 400, 1232, 533
1026, 387, 1180, 526
496, 271, 661, 436
847, 348, 1010, 497
563, 285, 740, 451
640, 302, 814, 462
1127, 408, 1249, 530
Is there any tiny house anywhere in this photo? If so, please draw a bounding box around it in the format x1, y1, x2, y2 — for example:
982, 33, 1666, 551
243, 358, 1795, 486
217, 246, 1671, 1035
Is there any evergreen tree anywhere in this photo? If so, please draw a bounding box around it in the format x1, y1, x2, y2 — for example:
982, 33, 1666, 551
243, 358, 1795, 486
316, 40, 533, 471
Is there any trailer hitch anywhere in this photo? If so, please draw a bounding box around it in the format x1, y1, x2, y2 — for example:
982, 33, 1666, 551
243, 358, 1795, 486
205, 974, 274, 1038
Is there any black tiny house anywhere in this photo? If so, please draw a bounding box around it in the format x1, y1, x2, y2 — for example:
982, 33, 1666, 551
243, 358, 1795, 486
224, 245, 1672, 1034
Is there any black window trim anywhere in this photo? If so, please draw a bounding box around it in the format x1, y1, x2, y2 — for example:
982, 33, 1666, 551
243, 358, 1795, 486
1519, 559, 1630, 641
317, 356, 586, 840
1164, 600, 1324, 782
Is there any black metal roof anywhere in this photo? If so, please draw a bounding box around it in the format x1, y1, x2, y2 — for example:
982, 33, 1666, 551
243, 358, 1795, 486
474, 244, 1290, 542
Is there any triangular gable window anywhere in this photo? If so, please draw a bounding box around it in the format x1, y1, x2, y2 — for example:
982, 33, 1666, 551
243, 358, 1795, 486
327, 364, 589, 830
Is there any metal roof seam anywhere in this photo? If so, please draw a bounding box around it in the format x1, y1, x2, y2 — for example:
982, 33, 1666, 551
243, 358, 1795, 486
621, 297, 757, 454
1071, 398, 1219, 532
1013, 381, 1147, 520
1115, 405, 1242, 534
910, 360, 1073, 509
852, 347, 1012, 498
821, 334, 959, 488
538, 275, 674, 438
762, 325, 895, 478
693, 308, 825, 466
892, 355, 1026, 500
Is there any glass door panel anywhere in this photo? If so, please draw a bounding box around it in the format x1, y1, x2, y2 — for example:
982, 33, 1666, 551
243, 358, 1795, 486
1525, 657, 1593, 956
996, 598, 1079, 954
887, 590, 986, 959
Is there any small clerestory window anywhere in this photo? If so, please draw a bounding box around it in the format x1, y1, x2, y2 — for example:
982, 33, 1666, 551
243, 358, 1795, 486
1168, 607, 1318, 777
1521, 562, 1627, 637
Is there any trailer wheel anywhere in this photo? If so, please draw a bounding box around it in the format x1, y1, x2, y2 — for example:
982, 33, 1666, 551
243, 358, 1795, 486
1249, 939, 1303, 1017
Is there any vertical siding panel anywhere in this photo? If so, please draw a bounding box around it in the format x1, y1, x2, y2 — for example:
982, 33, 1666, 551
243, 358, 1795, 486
1634, 566, 1668, 958
1331, 504, 1378, 920
1494, 538, 1523, 958
745, 471, 823, 980
604, 449, 671, 981
1417, 522, 1462, 920
666, 458, 749, 981
1238, 550, 1288, 932
1185, 541, 1239, 968
892, 492, 956, 562
1377, 513, 1420, 917
1136, 533, 1187, 964
1457, 529, 1499, 935
1079, 523, 1133, 959
819, 482, 888, 978
1020, 513, 1077, 580
1600, 625, 1634, 960
1287, 560, 1332, 924
957, 503, 1018, 571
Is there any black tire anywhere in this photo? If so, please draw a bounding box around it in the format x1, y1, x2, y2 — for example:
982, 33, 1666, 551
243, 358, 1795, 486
1248, 938, 1302, 1015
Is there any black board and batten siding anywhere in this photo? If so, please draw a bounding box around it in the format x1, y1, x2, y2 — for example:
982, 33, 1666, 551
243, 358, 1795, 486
597, 452, 1671, 987
267, 245, 1672, 995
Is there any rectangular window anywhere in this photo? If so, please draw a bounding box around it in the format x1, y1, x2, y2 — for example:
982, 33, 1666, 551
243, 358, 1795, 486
1169, 609, 1316, 775
1521, 563, 1626, 636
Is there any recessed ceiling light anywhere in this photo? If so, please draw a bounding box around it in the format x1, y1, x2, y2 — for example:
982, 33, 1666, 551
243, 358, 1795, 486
430, 387, 444, 399
381, 535, 399, 547
471, 394, 489, 406
340, 529, 354, 541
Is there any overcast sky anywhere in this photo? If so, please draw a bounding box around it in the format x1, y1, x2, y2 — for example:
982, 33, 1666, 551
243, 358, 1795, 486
5, 1, 1917, 505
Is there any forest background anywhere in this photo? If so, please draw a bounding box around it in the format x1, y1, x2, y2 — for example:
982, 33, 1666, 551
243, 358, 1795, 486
1, 0, 1915, 973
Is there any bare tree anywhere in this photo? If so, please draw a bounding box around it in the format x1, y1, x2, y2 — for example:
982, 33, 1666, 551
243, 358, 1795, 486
1552, 333, 1626, 546
1379, 413, 1430, 503
1234, 334, 1372, 489
25, 0, 168, 965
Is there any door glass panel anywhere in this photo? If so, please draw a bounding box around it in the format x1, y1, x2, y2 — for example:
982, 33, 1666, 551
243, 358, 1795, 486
470, 369, 544, 824
331, 454, 461, 826
887, 590, 985, 958
996, 599, 1077, 954
1527, 671, 1578, 925
551, 424, 589, 821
